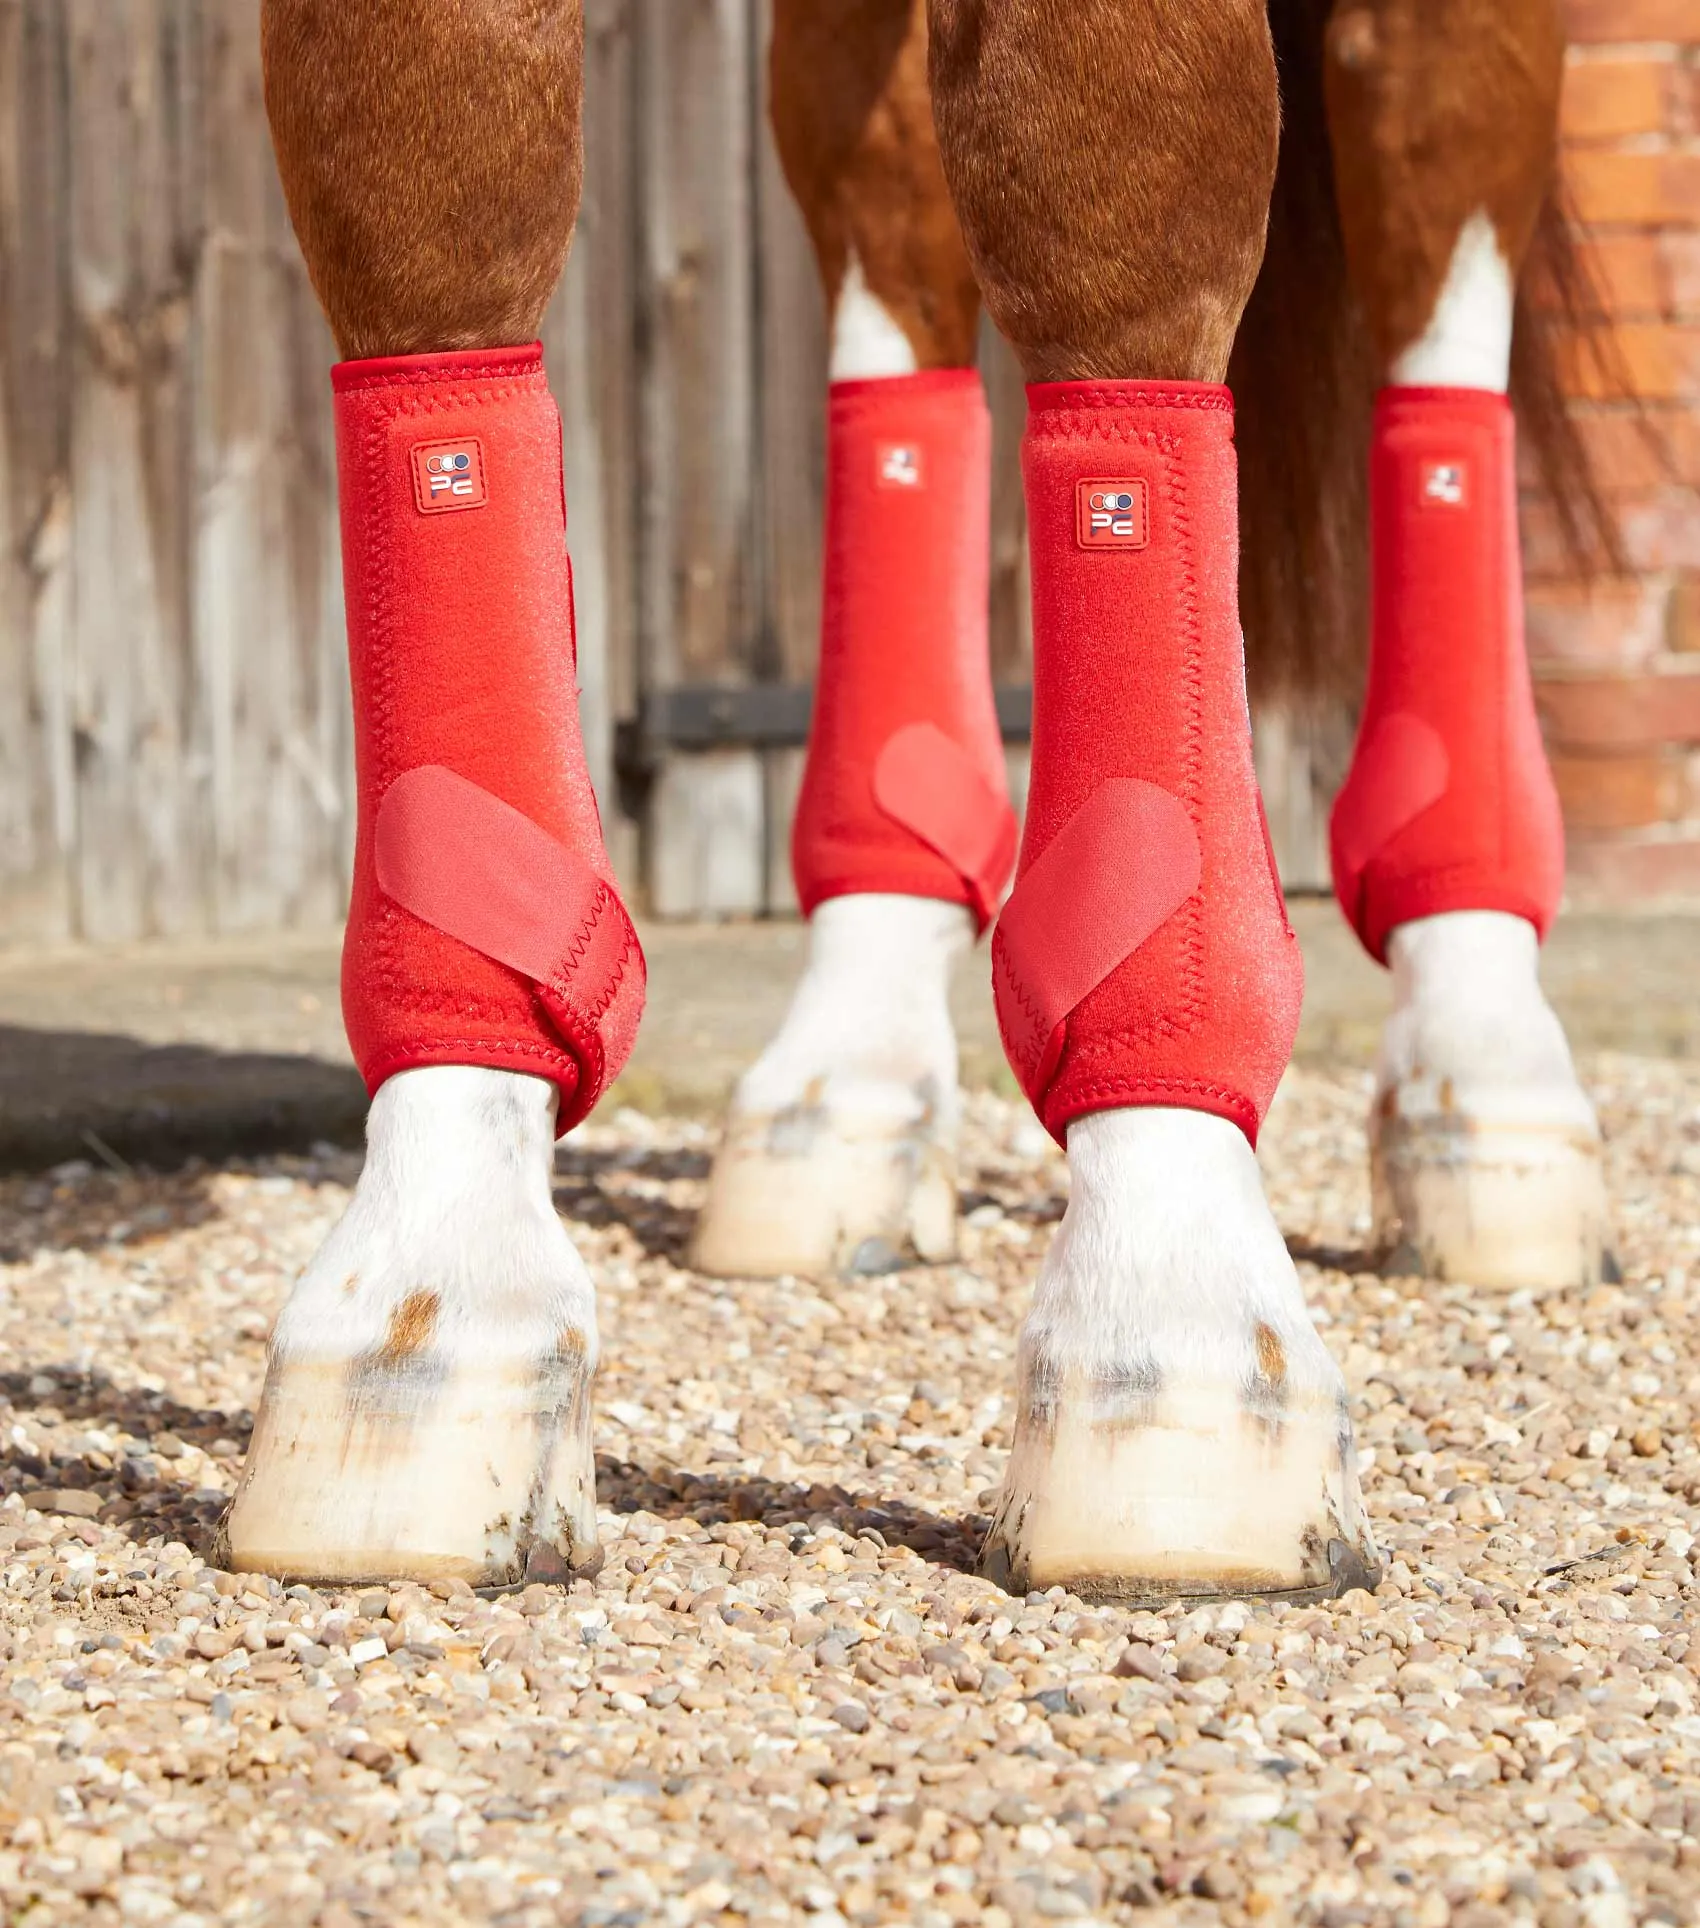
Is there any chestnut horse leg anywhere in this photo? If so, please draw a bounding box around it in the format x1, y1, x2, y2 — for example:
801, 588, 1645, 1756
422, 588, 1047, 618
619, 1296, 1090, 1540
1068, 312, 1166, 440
694, 0, 1014, 1280
927, 0, 1377, 1599
224, 0, 620, 1584
1324, 0, 1607, 1289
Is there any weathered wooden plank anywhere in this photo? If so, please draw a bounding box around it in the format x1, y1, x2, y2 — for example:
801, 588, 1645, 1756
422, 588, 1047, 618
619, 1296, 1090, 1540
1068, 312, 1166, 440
1253, 702, 1353, 894
0, 0, 74, 940
635, 0, 759, 689
634, 0, 763, 913
191, 0, 348, 932
753, 0, 825, 694
763, 743, 804, 915
751, 0, 828, 913
63, 0, 203, 940
650, 748, 765, 917
543, 0, 640, 887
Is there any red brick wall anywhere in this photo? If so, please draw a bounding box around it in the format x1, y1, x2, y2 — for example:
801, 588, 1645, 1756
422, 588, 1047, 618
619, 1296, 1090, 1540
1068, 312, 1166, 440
1527, 2, 1700, 902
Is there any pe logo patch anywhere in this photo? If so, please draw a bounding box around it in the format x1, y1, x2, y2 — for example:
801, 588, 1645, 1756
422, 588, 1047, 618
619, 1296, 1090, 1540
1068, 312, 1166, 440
1420, 459, 1468, 508
876, 442, 924, 490
1076, 478, 1150, 549
412, 438, 488, 514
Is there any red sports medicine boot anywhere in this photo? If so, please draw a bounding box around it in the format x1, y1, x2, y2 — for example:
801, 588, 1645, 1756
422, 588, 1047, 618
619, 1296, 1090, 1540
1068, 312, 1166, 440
695, 368, 1015, 1282
1330, 385, 1564, 961
993, 381, 1303, 1147
333, 343, 645, 1132
224, 342, 640, 1593
791, 369, 1017, 928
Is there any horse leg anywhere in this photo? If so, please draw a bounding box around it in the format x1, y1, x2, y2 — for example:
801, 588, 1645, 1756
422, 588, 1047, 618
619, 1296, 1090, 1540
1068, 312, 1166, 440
693, 0, 1012, 1281
1324, 0, 1607, 1290
223, 0, 633, 1583
927, 0, 1377, 1599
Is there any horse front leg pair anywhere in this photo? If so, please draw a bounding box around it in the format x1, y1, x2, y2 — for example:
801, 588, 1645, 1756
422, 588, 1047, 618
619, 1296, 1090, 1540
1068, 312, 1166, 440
224, 0, 629, 1583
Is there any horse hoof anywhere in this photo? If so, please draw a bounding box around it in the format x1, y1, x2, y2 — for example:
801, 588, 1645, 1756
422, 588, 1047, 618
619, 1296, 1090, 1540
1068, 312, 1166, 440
692, 1108, 957, 1278
222, 1349, 600, 1587
1372, 1112, 1608, 1290
692, 895, 971, 1280
980, 1375, 1378, 1606
978, 1108, 1379, 1606
223, 1065, 602, 1586
1372, 911, 1609, 1290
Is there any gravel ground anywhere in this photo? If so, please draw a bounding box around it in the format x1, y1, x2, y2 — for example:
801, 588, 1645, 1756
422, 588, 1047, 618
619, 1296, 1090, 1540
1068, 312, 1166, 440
0, 1059, 1696, 1926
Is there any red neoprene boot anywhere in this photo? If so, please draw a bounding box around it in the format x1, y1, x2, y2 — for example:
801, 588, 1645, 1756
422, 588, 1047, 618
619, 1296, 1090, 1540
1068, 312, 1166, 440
791, 370, 1016, 929
335, 343, 644, 1132
993, 382, 1303, 1147
1330, 386, 1564, 962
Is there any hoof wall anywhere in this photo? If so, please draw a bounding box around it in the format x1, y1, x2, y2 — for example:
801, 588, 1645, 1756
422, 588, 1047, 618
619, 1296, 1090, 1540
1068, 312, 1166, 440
693, 1114, 956, 1279
981, 1384, 1378, 1609
222, 1353, 598, 1589
1374, 1118, 1608, 1290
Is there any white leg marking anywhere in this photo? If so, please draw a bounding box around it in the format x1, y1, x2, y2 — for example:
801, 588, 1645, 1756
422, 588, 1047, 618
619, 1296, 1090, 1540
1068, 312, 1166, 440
709, 261, 933, 1274
985, 1108, 1377, 1603
829, 250, 921, 382
225, 1067, 601, 1584
1374, 910, 1607, 1287
1388, 209, 1513, 392
694, 893, 970, 1277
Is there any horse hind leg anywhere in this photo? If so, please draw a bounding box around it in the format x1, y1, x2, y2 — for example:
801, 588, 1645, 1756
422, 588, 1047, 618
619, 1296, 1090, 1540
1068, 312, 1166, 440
693, 0, 1011, 1281
927, 0, 1377, 1603
1323, 0, 1608, 1291
224, 0, 622, 1585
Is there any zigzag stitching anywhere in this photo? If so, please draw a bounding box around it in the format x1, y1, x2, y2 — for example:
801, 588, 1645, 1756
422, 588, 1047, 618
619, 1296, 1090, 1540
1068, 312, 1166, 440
1051, 1073, 1257, 1133
1063, 1008, 1196, 1058
1163, 433, 1209, 1037
547, 887, 642, 1037
991, 943, 1051, 1082
1028, 390, 1231, 421
339, 358, 546, 394
360, 395, 403, 999
380, 383, 545, 419
365, 1038, 579, 1081
1059, 1072, 1253, 1103
374, 958, 527, 1020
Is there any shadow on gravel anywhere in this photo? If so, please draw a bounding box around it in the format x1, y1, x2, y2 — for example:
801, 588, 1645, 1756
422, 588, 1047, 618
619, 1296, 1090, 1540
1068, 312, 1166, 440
958, 1186, 1065, 1228
0, 1366, 248, 1559
598, 1454, 986, 1572
553, 1144, 711, 1262
1, 1365, 251, 1448
1285, 1236, 1383, 1277
0, 1024, 367, 1175
0, 1164, 226, 1261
